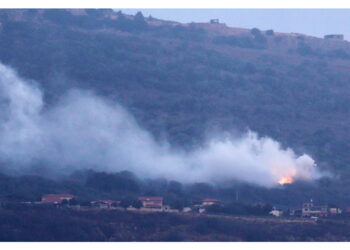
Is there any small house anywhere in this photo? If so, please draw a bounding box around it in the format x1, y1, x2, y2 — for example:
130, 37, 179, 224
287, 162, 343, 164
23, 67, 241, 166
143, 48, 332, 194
199, 207, 206, 214
183, 207, 192, 213
302, 201, 328, 217
138, 197, 163, 208
270, 207, 283, 217
324, 34, 344, 40
201, 198, 220, 207
41, 194, 75, 204
329, 207, 342, 215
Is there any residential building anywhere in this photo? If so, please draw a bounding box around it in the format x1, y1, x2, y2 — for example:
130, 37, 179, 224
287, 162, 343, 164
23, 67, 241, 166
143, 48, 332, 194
138, 197, 163, 208
302, 201, 328, 217
199, 208, 206, 213
324, 34, 344, 40
201, 198, 220, 207
183, 207, 192, 213
41, 194, 74, 204
329, 207, 342, 215
270, 207, 283, 217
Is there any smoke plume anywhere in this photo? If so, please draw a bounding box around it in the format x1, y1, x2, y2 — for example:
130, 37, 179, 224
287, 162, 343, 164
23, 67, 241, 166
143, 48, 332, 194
0, 63, 321, 187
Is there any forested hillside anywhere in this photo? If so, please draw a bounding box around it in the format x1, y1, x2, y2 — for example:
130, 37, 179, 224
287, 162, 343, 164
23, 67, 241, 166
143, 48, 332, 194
0, 9, 350, 175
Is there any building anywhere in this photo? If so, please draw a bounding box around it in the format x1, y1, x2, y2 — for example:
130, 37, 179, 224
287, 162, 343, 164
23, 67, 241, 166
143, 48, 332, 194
270, 207, 283, 217
324, 34, 344, 40
199, 208, 206, 214
183, 207, 192, 213
329, 207, 342, 215
41, 194, 75, 204
138, 197, 163, 208
201, 198, 220, 207
210, 19, 219, 24
302, 201, 328, 217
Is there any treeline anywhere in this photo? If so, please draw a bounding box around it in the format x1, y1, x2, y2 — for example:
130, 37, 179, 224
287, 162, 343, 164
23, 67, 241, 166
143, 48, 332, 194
206, 202, 273, 216
0, 169, 349, 209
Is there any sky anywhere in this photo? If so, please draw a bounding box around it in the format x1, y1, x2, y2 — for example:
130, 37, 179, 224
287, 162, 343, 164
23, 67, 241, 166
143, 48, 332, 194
119, 9, 350, 40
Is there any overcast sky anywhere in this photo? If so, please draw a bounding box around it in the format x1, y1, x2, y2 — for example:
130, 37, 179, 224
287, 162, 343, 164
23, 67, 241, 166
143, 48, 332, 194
119, 9, 350, 40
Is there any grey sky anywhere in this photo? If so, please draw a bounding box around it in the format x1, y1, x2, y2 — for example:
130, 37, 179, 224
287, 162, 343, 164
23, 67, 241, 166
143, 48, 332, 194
119, 9, 350, 40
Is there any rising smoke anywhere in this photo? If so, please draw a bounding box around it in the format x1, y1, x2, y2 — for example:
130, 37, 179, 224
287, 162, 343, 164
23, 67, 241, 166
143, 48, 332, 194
0, 63, 321, 187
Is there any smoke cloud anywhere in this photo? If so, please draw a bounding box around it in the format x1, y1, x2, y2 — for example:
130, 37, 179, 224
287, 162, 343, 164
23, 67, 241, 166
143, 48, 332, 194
0, 63, 321, 187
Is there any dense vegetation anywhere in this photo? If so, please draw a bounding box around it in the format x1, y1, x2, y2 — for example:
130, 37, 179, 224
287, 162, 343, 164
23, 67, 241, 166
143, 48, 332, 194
1, 204, 350, 241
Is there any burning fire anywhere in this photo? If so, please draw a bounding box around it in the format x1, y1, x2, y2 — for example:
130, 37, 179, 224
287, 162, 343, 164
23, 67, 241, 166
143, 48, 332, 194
278, 177, 293, 185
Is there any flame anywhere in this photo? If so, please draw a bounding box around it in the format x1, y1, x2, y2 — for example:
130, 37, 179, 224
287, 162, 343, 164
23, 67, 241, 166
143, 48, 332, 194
278, 177, 293, 185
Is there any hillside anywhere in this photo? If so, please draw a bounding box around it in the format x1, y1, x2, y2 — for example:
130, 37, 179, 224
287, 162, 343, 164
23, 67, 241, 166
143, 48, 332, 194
0, 8, 350, 176
1, 204, 350, 241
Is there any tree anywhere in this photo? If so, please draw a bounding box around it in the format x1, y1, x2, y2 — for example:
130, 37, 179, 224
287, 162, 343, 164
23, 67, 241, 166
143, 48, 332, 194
251, 28, 261, 36
132, 199, 142, 209
134, 11, 147, 31
61, 199, 69, 206
265, 29, 274, 36
68, 198, 78, 206
120, 198, 133, 209
250, 28, 267, 45
135, 11, 145, 21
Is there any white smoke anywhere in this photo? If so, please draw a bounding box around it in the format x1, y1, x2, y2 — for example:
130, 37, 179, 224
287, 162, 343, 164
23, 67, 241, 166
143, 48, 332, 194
0, 63, 321, 187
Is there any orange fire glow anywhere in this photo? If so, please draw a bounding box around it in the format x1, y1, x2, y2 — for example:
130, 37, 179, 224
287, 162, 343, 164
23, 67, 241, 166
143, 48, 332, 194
278, 177, 293, 185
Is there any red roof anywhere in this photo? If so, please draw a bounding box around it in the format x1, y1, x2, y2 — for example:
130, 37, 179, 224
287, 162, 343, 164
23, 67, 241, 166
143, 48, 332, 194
138, 197, 163, 201
41, 194, 75, 203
